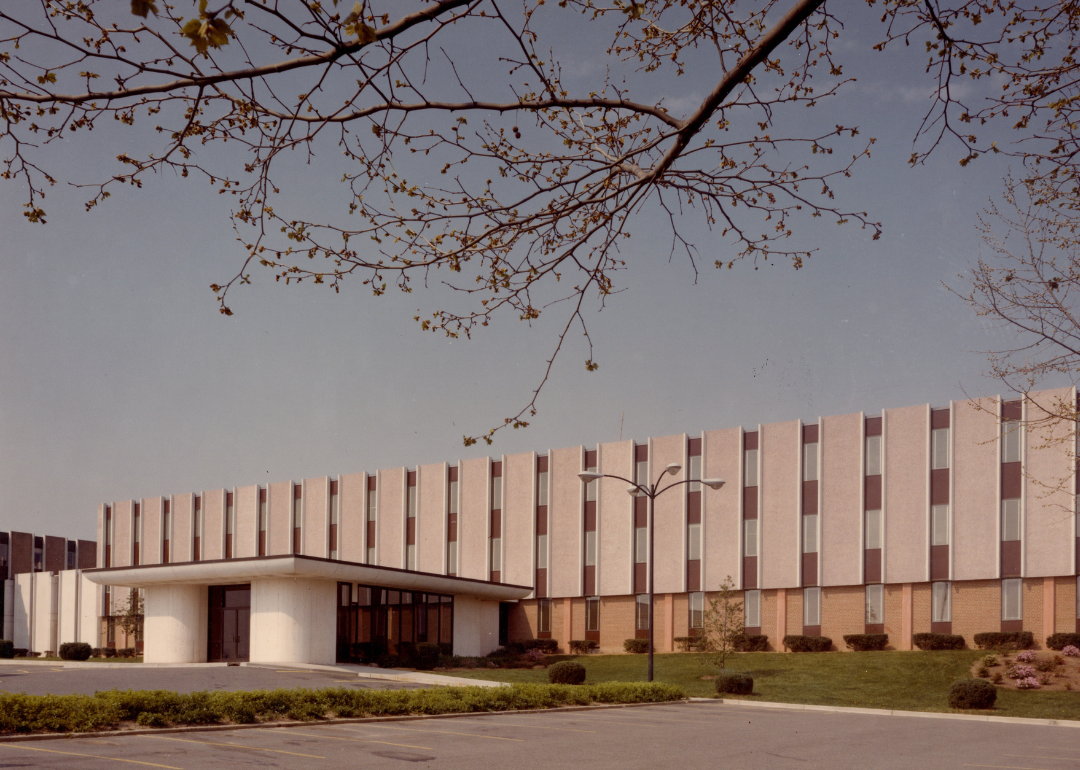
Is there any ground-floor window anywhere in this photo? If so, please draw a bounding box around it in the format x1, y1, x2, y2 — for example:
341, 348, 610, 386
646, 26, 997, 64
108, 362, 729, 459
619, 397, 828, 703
803, 587, 820, 627
932, 581, 951, 623
336, 584, 453, 664
537, 597, 552, 633
635, 594, 649, 631
865, 584, 883, 625
744, 589, 760, 628
1002, 578, 1022, 621
688, 591, 704, 630
586, 597, 600, 632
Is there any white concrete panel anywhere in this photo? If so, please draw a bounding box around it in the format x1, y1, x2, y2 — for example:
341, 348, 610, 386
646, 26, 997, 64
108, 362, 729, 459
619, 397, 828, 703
250, 578, 336, 665
598, 440, 634, 597
953, 397, 999, 580
503, 452, 535, 589
142, 498, 163, 565
885, 405, 928, 584
761, 421, 800, 589
303, 477, 330, 558
459, 458, 490, 580
13, 574, 31, 650
112, 500, 133, 568
821, 413, 863, 586
452, 596, 501, 656
377, 469, 406, 569
550, 446, 582, 598
267, 481, 293, 556
417, 463, 447, 574
652, 434, 686, 595
78, 573, 99, 646
31, 572, 56, 654
143, 584, 207, 663
203, 490, 226, 561
97, 504, 106, 568
235, 485, 259, 560
58, 570, 79, 646
703, 428, 741, 591
171, 493, 194, 563
339, 473, 367, 564
1025, 387, 1075, 577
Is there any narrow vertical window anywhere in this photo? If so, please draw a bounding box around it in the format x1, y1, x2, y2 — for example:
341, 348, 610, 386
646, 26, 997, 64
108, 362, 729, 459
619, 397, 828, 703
865, 509, 882, 549
1001, 499, 1021, 541
688, 453, 702, 492
865, 436, 882, 476
537, 598, 552, 633
932, 581, 952, 622
803, 587, 821, 627
407, 544, 417, 571
865, 584, 884, 625
292, 484, 303, 555
635, 526, 647, 564
258, 488, 267, 557
407, 482, 417, 519
585, 530, 597, 567
489, 538, 500, 574
162, 501, 171, 563
537, 469, 548, 507
687, 523, 701, 561
689, 591, 704, 630
803, 442, 818, 481
536, 533, 548, 569
584, 455, 598, 502
447, 540, 458, 575
931, 428, 950, 470
367, 476, 377, 565
328, 482, 339, 560
744, 448, 758, 487
225, 491, 235, 559
586, 597, 600, 633
744, 590, 761, 628
490, 462, 502, 580
491, 473, 502, 511
447, 466, 458, 575
193, 496, 202, 561
743, 519, 758, 557
1002, 578, 1022, 621
802, 514, 818, 553
636, 457, 649, 487
931, 505, 950, 546
105, 505, 112, 568
406, 470, 417, 570
1002, 420, 1021, 463
635, 594, 650, 631
133, 503, 142, 566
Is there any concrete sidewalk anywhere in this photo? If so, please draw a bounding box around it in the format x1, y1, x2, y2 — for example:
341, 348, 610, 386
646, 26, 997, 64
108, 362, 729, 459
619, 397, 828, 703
242, 661, 510, 688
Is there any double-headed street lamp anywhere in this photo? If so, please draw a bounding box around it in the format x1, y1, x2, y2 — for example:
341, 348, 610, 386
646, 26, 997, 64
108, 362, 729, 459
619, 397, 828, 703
578, 463, 725, 682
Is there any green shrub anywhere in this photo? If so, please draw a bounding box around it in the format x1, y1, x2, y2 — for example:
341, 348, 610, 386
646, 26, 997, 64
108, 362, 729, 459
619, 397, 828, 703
715, 672, 754, 695
732, 634, 769, 652
569, 640, 599, 654
374, 653, 400, 669
0, 641, 13, 660
507, 639, 560, 654
1046, 632, 1080, 651
912, 633, 965, 651
59, 643, 92, 661
981, 654, 999, 667
673, 636, 707, 652
842, 634, 888, 652
548, 661, 587, 685
948, 678, 997, 710
623, 638, 649, 654
783, 635, 832, 652
13, 649, 28, 658
976, 666, 990, 677
413, 643, 441, 671
973, 632, 1033, 650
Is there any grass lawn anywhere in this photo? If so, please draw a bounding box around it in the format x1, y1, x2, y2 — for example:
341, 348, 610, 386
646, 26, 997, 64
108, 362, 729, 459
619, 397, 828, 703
443, 651, 1080, 721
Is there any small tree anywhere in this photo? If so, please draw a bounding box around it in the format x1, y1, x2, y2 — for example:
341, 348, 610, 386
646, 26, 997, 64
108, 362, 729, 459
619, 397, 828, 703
114, 589, 144, 645
700, 577, 744, 672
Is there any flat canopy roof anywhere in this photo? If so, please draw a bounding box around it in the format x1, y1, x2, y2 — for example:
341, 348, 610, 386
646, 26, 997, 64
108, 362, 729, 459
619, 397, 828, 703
84, 554, 532, 601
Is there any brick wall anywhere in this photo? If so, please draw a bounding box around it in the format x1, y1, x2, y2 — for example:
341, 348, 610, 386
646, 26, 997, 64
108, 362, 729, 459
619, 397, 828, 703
1022, 578, 1044, 643
508, 599, 538, 642
570, 597, 585, 644
1056, 576, 1078, 635
786, 590, 803, 640
952, 579, 999, 646
599, 595, 635, 652
821, 585, 864, 647
672, 592, 689, 640
552, 598, 569, 652
883, 584, 903, 648
912, 583, 932, 635
760, 589, 778, 649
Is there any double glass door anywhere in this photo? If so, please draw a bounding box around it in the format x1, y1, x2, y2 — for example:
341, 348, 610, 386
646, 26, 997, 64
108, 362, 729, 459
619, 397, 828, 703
208, 584, 251, 662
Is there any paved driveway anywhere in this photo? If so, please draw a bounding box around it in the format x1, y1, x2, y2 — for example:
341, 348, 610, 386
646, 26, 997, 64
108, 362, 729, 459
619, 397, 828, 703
0, 701, 1076, 769
0, 664, 424, 696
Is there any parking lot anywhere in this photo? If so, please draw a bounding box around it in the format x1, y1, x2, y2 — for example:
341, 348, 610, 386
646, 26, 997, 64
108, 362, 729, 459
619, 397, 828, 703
0, 664, 424, 696
0, 700, 1076, 770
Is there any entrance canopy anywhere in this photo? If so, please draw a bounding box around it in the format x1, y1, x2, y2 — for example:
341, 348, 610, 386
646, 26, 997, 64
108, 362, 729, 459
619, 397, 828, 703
84, 554, 532, 601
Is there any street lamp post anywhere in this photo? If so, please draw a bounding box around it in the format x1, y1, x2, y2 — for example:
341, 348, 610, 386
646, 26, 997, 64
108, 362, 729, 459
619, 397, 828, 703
578, 463, 724, 682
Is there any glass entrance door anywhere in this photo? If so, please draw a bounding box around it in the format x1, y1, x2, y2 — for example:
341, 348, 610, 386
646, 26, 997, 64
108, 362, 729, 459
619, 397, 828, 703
208, 584, 251, 662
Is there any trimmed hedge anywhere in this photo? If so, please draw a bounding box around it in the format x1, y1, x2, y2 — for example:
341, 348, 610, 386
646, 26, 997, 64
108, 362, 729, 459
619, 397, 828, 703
783, 635, 832, 653
0, 641, 13, 660
506, 639, 560, 655
59, 643, 92, 662
947, 679, 997, 710
624, 638, 649, 654
0, 682, 685, 735
569, 640, 599, 654
673, 636, 707, 652
1045, 633, 1080, 651
842, 634, 888, 652
715, 672, 753, 695
548, 661, 586, 685
912, 633, 965, 651
973, 631, 1033, 650
733, 634, 769, 652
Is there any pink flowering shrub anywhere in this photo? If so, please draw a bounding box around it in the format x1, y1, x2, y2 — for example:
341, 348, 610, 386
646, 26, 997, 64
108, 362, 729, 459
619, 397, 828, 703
1007, 664, 1036, 679
523, 648, 545, 663
1015, 677, 1041, 690
1061, 645, 1080, 657
1015, 651, 1037, 663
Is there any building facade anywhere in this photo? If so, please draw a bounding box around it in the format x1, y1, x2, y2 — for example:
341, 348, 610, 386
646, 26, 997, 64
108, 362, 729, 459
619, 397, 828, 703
87, 387, 1080, 663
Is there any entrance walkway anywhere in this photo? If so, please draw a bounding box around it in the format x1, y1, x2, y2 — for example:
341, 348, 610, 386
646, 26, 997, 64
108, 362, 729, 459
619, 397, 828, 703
243, 662, 509, 688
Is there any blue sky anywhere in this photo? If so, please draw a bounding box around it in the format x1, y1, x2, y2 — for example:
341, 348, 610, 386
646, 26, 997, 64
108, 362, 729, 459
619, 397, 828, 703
0, 3, 1054, 540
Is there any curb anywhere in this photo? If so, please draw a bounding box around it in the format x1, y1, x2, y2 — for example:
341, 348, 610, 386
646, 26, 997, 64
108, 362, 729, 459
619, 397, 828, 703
688, 697, 1080, 728
241, 662, 510, 688
0, 698, 688, 744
